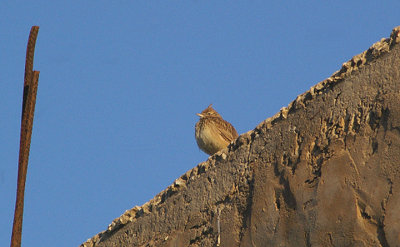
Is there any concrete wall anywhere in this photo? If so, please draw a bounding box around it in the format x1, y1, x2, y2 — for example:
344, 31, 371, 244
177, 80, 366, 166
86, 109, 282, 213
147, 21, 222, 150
81, 27, 400, 247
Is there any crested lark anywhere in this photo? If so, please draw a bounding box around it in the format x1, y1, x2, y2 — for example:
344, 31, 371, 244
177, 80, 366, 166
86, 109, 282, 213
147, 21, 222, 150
195, 104, 239, 155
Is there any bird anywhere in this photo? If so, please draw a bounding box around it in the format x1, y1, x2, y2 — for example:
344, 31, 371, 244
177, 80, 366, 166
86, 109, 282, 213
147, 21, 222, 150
195, 104, 239, 155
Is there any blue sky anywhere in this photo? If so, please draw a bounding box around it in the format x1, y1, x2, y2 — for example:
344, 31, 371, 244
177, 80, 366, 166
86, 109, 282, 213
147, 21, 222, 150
1, 1, 399, 246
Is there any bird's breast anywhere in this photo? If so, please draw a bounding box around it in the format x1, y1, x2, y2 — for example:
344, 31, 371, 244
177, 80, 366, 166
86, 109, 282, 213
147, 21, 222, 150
195, 120, 228, 155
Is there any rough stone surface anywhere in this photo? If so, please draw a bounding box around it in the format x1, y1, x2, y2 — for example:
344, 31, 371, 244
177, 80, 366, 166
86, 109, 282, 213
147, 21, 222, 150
81, 27, 400, 247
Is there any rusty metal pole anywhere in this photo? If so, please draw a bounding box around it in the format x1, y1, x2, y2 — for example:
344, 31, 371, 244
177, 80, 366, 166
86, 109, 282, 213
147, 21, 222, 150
10, 26, 40, 247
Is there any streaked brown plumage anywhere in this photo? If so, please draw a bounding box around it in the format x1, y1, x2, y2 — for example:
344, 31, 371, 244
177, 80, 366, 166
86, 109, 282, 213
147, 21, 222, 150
195, 104, 239, 155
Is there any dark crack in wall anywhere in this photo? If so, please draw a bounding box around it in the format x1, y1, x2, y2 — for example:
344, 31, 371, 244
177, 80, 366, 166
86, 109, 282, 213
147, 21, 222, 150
81, 26, 400, 247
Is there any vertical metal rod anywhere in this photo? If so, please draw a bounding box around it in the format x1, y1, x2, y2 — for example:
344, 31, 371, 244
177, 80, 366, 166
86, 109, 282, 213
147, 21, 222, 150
217, 208, 221, 246
10, 26, 40, 247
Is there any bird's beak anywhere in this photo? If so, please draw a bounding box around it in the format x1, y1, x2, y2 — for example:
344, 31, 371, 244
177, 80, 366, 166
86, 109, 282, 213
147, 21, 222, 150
196, 113, 203, 117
